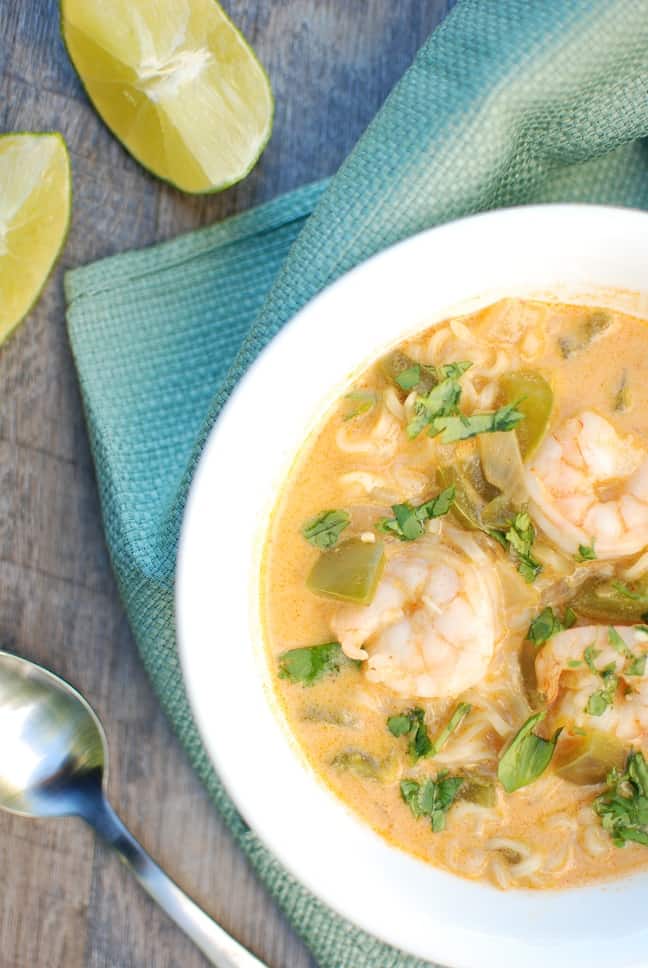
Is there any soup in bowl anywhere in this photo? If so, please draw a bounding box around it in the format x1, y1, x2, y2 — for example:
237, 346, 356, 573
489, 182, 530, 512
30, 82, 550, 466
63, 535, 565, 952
177, 205, 648, 967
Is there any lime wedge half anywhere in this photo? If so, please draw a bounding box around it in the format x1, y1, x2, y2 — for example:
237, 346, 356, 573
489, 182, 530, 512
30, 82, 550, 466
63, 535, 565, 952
0, 133, 71, 342
61, 0, 274, 194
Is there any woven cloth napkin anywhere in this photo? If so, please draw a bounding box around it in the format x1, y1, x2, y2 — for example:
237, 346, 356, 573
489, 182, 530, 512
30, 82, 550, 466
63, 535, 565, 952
65, 1, 648, 964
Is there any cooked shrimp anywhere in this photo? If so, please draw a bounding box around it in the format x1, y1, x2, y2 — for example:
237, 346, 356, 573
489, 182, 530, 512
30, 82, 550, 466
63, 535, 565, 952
330, 538, 502, 698
525, 410, 648, 559
535, 624, 648, 743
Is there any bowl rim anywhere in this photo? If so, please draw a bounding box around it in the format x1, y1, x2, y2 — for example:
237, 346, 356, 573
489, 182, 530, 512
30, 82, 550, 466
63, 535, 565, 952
176, 203, 648, 968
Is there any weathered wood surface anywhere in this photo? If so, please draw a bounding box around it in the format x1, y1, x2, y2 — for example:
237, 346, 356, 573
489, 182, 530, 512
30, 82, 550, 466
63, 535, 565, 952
0, 2, 453, 965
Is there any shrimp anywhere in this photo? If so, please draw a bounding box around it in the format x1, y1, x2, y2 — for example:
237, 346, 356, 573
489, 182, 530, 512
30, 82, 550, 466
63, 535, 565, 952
525, 410, 648, 559
330, 537, 502, 699
535, 624, 648, 743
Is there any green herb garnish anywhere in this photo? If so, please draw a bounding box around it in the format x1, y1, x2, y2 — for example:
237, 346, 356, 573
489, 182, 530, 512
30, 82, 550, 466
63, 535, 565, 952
594, 752, 648, 847
576, 541, 597, 562
583, 642, 618, 716
395, 365, 422, 391
527, 605, 576, 647
434, 401, 525, 444
607, 626, 646, 677
343, 390, 377, 421
387, 707, 432, 760
400, 772, 464, 832
441, 361, 473, 379
387, 702, 471, 761
491, 511, 542, 583
609, 626, 629, 654
302, 509, 350, 549
406, 374, 464, 439
612, 581, 646, 601
278, 642, 357, 685
497, 711, 561, 793
626, 653, 647, 677
377, 486, 455, 541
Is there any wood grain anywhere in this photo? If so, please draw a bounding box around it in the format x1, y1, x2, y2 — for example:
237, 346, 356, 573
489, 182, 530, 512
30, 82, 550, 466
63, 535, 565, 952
0, 2, 453, 965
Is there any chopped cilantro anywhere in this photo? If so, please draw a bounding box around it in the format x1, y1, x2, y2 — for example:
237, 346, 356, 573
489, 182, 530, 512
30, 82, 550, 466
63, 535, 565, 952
434, 401, 525, 443
492, 512, 542, 584
278, 642, 357, 685
576, 541, 597, 562
400, 772, 464, 832
441, 361, 473, 379
395, 364, 422, 391
527, 606, 575, 647
612, 581, 645, 601
608, 626, 631, 656
587, 690, 614, 716
406, 375, 463, 439
497, 712, 561, 793
302, 509, 350, 549
387, 708, 432, 761
343, 390, 377, 421
377, 487, 455, 541
388, 703, 471, 761
594, 752, 648, 847
583, 642, 618, 716
626, 653, 647, 677
607, 626, 647, 677
404, 362, 523, 444
584, 644, 601, 674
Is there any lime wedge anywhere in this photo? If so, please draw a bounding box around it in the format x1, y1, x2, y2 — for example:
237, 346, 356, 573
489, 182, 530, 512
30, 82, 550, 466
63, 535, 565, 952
0, 133, 71, 342
61, 0, 274, 194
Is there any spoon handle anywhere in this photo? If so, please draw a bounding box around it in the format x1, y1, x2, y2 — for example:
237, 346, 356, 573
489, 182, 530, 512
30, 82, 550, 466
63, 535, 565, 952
87, 794, 267, 968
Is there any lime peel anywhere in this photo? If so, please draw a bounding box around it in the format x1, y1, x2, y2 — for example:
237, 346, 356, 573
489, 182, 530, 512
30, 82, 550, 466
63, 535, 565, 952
61, 0, 274, 194
0, 132, 71, 342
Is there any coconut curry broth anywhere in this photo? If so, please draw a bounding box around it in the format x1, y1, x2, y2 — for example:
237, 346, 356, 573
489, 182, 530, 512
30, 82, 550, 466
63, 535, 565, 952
262, 299, 648, 889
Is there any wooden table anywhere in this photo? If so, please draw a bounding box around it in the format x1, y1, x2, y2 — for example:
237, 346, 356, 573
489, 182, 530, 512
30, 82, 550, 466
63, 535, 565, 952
0, 2, 452, 965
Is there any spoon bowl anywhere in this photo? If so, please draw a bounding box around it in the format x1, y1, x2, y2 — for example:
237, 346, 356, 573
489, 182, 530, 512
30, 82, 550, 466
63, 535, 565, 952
0, 650, 264, 968
0, 651, 106, 818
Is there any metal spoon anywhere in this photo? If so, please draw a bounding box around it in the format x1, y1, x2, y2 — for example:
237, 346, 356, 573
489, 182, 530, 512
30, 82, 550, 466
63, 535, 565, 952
0, 650, 266, 968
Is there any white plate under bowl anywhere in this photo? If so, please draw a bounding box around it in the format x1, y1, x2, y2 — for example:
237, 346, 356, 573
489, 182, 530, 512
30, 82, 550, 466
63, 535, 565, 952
177, 205, 648, 968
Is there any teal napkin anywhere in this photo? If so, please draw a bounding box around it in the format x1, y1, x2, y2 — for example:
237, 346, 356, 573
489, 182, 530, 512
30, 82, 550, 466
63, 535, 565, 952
65, 1, 648, 965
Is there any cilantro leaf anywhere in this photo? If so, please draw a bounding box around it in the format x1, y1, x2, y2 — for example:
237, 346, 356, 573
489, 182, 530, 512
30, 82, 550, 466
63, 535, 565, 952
608, 626, 647, 677
441, 361, 472, 379
491, 511, 542, 584
608, 626, 630, 655
594, 752, 648, 847
583, 641, 618, 716
386, 707, 432, 761
434, 401, 524, 443
388, 703, 471, 761
386, 714, 412, 737
377, 486, 455, 541
626, 653, 647, 677
343, 390, 377, 421
406, 376, 463, 439
526, 606, 574, 647
395, 364, 422, 391
497, 712, 561, 793
400, 772, 464, 832
584, 644, 601, 674
278, 642, 357, 685
576, 541, 597, 562
302, 509, 350, 549
587, 691, 614, 716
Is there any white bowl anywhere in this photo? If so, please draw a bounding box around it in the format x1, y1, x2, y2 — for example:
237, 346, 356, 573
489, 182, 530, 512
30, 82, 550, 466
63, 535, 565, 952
177, 205, 648, 968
